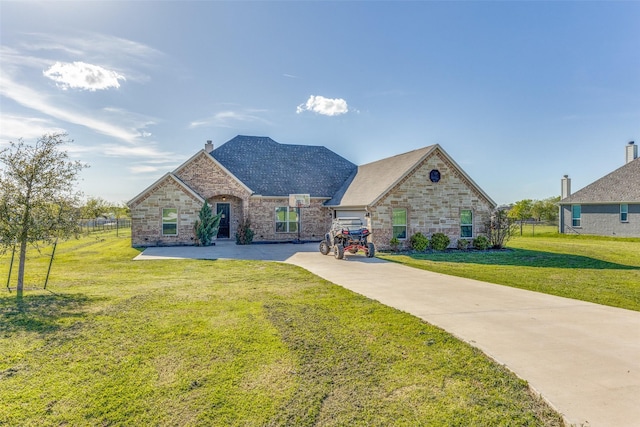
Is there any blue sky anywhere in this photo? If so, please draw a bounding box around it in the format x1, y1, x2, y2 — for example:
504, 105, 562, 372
1, 1, 638, 205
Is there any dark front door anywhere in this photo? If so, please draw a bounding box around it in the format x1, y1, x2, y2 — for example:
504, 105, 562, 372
216, 203, 230, 238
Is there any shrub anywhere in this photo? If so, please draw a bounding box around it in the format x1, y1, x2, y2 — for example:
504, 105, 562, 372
430, 233, 450, 251
457, 238, 470, 250
409, 232, 429, 252
473, 235, 490, 250
389, 236, 401, 252
235, 217, 254, 245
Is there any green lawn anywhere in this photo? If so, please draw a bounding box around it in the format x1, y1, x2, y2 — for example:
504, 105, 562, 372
379, 232, 640, 312
0, 231, 563, 426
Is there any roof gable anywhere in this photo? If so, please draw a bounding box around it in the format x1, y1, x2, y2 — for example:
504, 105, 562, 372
560, 157, 640, 204
127, 173, 204, 208
327, 144, 496, 208
211, 135, 356, 197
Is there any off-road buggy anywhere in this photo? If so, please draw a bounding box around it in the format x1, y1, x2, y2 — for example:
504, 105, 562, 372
319, 217, 375, 259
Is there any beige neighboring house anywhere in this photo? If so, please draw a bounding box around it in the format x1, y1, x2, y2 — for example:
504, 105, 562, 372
128, 135, 496, 249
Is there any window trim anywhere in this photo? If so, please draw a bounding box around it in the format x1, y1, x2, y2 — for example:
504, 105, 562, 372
460, 209, 473, 238
620, 204, 628, 222
392, 208, 407, 240
162, 208, 178, 236
275, 206, 299, 233
571, 205, 581, 228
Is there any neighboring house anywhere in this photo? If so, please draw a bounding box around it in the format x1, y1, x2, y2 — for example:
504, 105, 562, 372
559, 141, 640, 237
128, 135, 496, 249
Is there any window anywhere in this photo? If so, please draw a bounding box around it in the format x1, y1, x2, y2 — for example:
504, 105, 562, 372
275, 207, 298, 233
621, 204, 628, 222
460, 209, 473, 238
162, 208, 178, 235
571, 205, 581, 227
392, 208, 407, 239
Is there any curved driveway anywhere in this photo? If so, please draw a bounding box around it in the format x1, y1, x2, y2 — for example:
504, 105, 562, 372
137, 242, 640, 426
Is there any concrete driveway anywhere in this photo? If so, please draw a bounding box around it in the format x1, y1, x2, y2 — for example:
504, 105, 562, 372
137, 241, 640, 427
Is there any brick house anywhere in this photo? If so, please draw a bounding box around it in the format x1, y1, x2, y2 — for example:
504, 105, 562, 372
128, 135, 496, 249
559, 141, 640, 237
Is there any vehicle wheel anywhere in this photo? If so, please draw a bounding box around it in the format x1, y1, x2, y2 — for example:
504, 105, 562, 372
319, 240, 330, 255
366, 242, 375, 258
334, 244, 344, 260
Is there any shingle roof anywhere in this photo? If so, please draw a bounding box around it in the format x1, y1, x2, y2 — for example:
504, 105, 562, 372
327, 146, 436, 206
560, 157, 640, 204
211, 135, 356, 197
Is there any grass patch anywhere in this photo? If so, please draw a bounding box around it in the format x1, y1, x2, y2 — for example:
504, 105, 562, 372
0, 231, 563, 426
380, 233, 640, 312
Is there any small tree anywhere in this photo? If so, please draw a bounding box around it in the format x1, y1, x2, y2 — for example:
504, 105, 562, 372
508, 199, 533, 236
194, 201, 222, 246
81, 196, 109, 221
487, 208, 518, 249
0, 133, 86, 298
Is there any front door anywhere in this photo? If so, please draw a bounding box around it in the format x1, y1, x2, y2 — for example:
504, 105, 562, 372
216, 203, 230, 238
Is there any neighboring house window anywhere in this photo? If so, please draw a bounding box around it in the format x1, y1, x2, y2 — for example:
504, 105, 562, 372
275, 207, 298, 233
460, 209, 473, 238
162, 208, 178, 235
620, 204, 628, 222
571, 205, 581, 227
392, 208, 407, 239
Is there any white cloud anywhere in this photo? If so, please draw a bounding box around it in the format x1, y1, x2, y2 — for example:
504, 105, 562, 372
43, 61, 125, 91
296, 95, 349, 116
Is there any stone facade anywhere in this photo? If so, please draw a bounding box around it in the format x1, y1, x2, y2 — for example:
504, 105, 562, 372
370, 151, 493, 250
130, 176, 203, 247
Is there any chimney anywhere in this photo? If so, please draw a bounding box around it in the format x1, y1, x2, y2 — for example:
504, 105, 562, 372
626, 141, 637, 164
561, 175, 571, 199
205, 140, 214, 152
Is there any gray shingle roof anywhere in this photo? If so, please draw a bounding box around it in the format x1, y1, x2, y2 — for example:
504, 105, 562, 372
211, 135, 356, 197
560, 157, 640, 204
327, 146, 436, 206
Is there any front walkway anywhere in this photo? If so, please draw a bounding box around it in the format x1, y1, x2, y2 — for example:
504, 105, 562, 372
137, 243, 640, 427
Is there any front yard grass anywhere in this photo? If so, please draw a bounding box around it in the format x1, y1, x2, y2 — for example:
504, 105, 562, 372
378, 233, 640, 312
0, 231, 563, 426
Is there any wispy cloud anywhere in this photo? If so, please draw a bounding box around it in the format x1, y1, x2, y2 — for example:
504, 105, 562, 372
296, 95, 349, 116
189, 109, 272, 129
0, 114, 66, 143
43, 61, 126, 91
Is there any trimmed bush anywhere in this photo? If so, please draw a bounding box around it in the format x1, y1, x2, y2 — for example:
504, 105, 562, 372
430, 233, 450, 251
389, 237, 401, 252
235, 217, 255, 245
457, 238, 470, 250
473, 235, 490, 250
409, 232, 429, 252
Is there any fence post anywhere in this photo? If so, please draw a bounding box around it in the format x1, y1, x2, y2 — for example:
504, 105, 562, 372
44, 239, 58, 290
6, 243, 16, 291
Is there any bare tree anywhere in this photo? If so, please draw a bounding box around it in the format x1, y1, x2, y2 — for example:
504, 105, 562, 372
0, 134, 87, 298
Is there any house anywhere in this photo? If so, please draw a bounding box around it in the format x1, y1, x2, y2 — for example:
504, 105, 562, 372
128, 135, 496, 249
558, 141, 640, 237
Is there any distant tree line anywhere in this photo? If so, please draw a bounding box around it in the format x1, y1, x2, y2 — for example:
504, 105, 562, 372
505, 196, 560, 235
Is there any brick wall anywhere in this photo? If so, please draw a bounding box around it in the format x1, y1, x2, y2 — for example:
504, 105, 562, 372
247, 197, 332, 242
371, 151, 493, 250
174, 152, 251, 201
